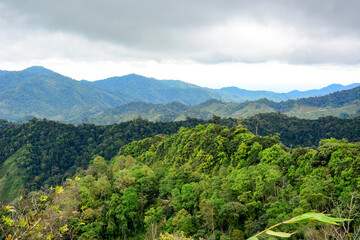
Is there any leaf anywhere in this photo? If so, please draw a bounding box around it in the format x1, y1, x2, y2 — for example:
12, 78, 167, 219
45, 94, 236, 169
285, 212, 351, 225
2, 216, 14, 226
55, 186, 64, 194
19, 218, 26, 227
60, 224, 69, 233
7, 234, 12, 240
3, 205, 15, 213
39, 195, 47, 202
47, 234, 55, 240
247, 237, 258, 240
52, 205, 59, 210
266, 230, 295, 238
75, 176, 80, 181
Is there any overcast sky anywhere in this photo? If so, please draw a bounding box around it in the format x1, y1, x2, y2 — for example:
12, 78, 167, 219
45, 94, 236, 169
1, 0, 360, 92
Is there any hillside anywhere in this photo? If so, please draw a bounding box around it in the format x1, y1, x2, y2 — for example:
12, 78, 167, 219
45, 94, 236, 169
0, 66, 127, 121
0, 117, 210, 203
84, 86, 360, 124
242, 113, 360, 147
5, 123, 359, 239
1, 66, 359, 122
2, 112, 360, 203
86, 74, 225, 105
80, 101, 210, 124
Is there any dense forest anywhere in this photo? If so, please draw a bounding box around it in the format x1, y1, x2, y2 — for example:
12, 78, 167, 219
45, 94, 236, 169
0, 117, 211, 203
2, 113, 360, 204
242, 113, 360, 147
1, 123, 359, 239
83, 86, 360, 124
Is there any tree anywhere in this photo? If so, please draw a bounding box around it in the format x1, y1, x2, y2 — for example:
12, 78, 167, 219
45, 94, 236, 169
0, 178, 78, 240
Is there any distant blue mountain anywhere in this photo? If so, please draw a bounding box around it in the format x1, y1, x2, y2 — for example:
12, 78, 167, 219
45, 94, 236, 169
85, 74, 224, 105
287, 83, 360, 98
23, 66, 54, 74
0, 66, 359, 122
0, 67, 127, 121
83, 86, 360, 124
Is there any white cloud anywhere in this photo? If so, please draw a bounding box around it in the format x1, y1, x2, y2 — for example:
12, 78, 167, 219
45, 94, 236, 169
1, 0, 360, 92
3, 59, 359, 93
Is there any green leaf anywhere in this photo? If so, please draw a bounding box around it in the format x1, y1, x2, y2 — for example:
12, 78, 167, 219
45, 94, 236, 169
39, 195, 47, 202
60, 224, 69, 233
285, 212, 351, 225
266, 230, 295, 238
2, 216, 14, 226
52, 205, 59, 210
19, 218, 26, 227
55, 186, 64, 194
3, 205, 15, 213
247, 237, 259, 240
47, 234, 55, 240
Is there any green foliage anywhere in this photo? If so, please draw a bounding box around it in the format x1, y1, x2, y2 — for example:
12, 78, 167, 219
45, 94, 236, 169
243, 112, 360, 147
2, 122, 360, 239
0, 178, 79, 240
0, 117, 208, 202
247, 212, 351, 239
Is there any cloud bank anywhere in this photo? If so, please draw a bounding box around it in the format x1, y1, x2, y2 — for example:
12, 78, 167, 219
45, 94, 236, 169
2, 0, 360, 64
1, 0, 360, 91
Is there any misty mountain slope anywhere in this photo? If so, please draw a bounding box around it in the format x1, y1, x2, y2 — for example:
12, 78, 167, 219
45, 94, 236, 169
288, 83, 360, 98
87, 74, 225, 105
218, 87, 290, 102
1, 66, 359, 122
88, 72, 360, 104
83, 86, 360, 124
81, 101, 194, 124
0, 67, 127, 121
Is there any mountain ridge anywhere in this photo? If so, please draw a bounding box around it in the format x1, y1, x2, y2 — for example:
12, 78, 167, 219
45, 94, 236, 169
1, 66, 359, 122
82, 86, 360, 124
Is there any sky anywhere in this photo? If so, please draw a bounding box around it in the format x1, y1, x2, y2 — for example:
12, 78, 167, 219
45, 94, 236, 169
1, 0, 360, 92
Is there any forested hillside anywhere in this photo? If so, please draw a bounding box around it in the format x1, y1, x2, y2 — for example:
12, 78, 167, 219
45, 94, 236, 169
0, 117, 210, 203
1, 66, 359, 123
242, 113, 360, 147
0, 66, 127, 121
2, 112, 360, 204
84, 86, 360, 124
86, 74, 225, 105
3, 123, 358, 239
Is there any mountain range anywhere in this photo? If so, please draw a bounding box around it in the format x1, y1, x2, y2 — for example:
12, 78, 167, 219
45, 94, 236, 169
0, 66, 359, 122
82, 85, 360, 124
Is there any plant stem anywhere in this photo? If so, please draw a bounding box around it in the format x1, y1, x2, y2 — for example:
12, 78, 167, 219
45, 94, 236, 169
253, 221, 284, 238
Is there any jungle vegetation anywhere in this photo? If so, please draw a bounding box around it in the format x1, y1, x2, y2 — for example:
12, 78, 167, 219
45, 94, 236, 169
1, 123, 359, 239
